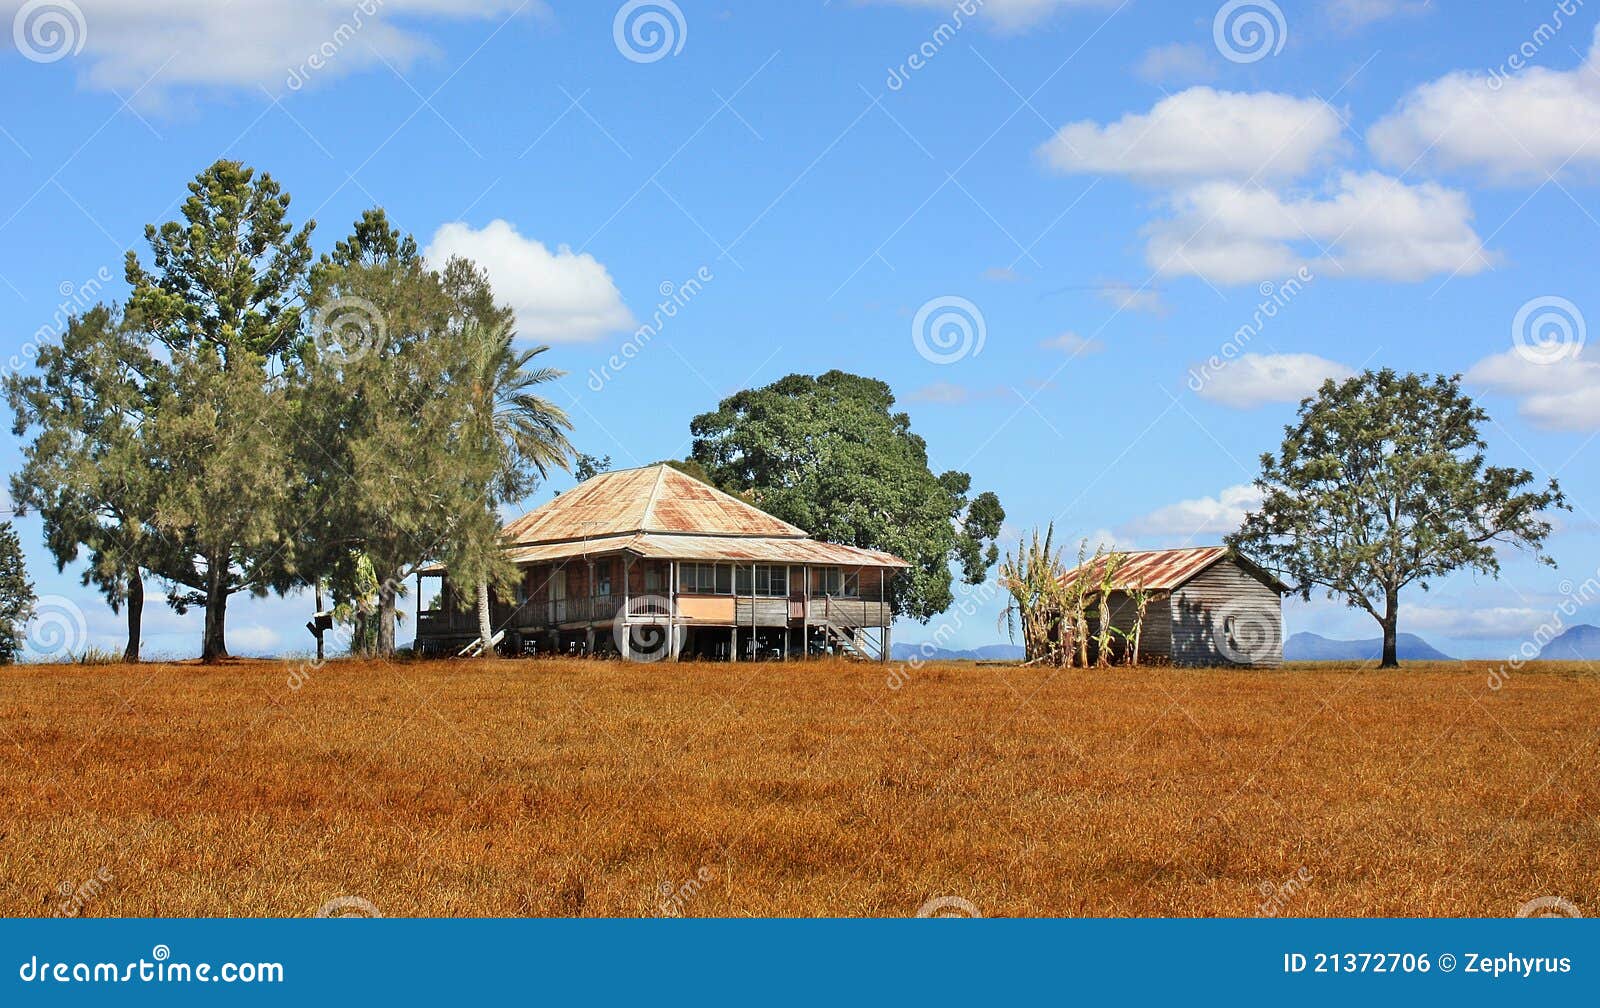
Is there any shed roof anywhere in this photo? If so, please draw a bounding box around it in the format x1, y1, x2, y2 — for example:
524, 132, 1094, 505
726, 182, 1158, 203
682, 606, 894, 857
1062, 545, 1288, 593
501, 463, 808, 544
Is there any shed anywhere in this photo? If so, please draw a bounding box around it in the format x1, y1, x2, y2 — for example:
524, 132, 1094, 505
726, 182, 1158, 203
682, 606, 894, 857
1066, 546, 1288, 667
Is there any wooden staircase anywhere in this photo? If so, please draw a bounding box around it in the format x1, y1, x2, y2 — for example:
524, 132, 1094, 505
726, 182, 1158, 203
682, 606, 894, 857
821, 598, 884, 661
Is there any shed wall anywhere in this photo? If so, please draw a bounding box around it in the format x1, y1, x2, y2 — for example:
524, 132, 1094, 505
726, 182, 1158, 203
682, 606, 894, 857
1167, 560, 1283, 667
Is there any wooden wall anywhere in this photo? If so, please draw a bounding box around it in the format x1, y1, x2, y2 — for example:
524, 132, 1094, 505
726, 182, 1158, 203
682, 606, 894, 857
1166, 560, 1283, 667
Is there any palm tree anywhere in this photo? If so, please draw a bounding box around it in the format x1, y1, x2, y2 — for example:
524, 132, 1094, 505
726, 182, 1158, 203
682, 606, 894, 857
462, 322, 573, 657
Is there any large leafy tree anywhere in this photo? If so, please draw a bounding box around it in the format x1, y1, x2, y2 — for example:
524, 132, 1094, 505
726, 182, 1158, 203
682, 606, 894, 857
0, 521, 35, 665
1227, 370, 1566, 668
126, 160, 314, 661
6, 305, 158, 661
296, 210, 563, 657
689, 370, 1005, 621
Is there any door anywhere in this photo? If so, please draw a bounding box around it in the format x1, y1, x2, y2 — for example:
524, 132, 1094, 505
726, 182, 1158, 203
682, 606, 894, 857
549, 568, 567, 623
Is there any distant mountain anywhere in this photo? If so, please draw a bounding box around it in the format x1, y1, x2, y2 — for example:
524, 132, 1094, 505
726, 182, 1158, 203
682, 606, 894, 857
890, 642, 1025, 662
1538, 624, 1600, 660
1284, 631, 1454, 662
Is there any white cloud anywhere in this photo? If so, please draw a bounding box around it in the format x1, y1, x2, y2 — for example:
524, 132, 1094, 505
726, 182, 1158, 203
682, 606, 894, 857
1149, 172, 1494, 284
8, 1, 534, 100
1039, 87, 1346, 184
907, 382, 973, 404
1124, 484, 1263, 537
1405, 605, 1545, 641
1133, 43, 1215, 85
225, 624, 281, 655
1039, 331, 1103, 354
424, 220, 634, 343
1327, 0, 1430, 30
1465, 349, 1600, 431
1368, 26, 1600, 183
1097, 282, 1168, 315
1192, 352, 1354, 409
874, 0, 1113, 32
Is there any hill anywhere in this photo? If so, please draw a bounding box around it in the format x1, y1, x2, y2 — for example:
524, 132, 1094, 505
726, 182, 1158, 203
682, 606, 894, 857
1538, 624, 1600, 660
890, 642, 1025, 662
1285, 631, 1453, 662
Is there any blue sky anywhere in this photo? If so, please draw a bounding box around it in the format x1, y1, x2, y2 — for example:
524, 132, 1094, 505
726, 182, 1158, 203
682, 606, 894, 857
4, 0, 1599, 659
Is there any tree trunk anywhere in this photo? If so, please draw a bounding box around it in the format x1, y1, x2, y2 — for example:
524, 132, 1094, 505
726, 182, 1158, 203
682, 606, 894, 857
377, 578, 397, 658
314, 581, 325, 662
201, 552, 230, 663
123, 573, 143, 664
476, 579, 495, 659
1379, 591, 1399, 669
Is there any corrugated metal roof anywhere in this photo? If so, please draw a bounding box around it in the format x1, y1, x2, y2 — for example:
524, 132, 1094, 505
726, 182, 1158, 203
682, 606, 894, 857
628, 533, 908, 567
501, 463, 807, 544
499, 532, 909, 568
1062, 545, 1284, 592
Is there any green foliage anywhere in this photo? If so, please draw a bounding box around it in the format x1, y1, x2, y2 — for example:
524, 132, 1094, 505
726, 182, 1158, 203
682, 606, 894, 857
574, 453, 612, 483
6, 304, 157, 660
297, 209, 571, 655
120, 160, 316, 660
125, 160, 313, 363
1228, 369, 1567, 667
689, 370, 1004, 621
0, 521, 35, 664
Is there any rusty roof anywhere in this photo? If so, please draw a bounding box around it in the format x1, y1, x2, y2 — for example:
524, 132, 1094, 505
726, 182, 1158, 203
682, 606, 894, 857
498, 532, 908, 568
1062, 545, 1287, 593
501, 463, 807, 544
485, 464, 909, 569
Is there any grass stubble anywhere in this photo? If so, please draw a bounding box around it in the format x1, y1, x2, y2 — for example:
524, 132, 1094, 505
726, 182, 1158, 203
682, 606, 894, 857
2, 657, 1595, 917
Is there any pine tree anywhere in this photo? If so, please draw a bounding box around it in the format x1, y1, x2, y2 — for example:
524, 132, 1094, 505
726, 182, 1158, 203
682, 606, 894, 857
126, 160, 314, 662
0, 521, 36, 665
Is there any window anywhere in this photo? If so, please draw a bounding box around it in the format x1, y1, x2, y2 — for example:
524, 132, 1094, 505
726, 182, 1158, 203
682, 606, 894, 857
732, 564, 789, 597
679, 562, 732, 595
815, 567, 859, 597
594, 560, 613, 598
644, 564, 663, 592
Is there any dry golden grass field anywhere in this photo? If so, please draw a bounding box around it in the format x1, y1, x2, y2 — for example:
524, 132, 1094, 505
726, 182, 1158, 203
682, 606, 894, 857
2, 656, 1596, 917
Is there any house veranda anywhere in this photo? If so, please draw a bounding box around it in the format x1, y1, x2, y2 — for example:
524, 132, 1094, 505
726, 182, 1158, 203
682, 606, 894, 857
415, 464, 909, 662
